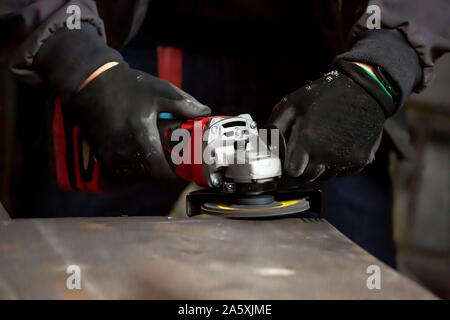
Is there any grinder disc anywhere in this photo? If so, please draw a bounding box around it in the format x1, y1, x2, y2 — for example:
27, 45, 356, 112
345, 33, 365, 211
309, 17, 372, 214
201, 198, 310, 218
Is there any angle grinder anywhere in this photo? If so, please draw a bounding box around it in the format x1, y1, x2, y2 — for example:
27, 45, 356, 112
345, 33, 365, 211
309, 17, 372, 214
159, 114, 322, 218
50, 100, 321, 218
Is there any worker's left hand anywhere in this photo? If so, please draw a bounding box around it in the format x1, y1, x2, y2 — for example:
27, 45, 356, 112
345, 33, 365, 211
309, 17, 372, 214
268, 61, 395, 181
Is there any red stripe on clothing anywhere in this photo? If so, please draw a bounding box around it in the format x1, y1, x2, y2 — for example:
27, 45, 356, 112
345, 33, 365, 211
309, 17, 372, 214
157, 46, 183, 87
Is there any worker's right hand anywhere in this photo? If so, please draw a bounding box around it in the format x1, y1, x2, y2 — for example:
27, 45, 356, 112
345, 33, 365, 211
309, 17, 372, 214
67, 63, 211, 183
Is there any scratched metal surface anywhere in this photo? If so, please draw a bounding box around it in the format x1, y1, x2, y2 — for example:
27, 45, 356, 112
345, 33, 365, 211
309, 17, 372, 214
0, 215, 436, 299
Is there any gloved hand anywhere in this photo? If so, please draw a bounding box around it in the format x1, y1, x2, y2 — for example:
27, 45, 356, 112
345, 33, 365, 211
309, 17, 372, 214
268, 59, 396, 182
67, 63, 211, 183
33, 23, 211, 186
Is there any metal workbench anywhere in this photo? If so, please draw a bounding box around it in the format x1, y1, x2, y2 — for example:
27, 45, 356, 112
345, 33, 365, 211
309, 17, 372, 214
0, 203, 435, 299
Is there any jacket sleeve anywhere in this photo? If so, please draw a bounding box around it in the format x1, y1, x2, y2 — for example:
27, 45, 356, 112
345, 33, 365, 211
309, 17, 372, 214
349, 0, 450, 91
0, 0, 123, 95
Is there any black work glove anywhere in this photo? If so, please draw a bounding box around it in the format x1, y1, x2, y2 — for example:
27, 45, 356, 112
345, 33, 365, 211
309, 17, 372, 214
34, 23, 210, 184
67, 63, 211, 182
268, 59, 396, 182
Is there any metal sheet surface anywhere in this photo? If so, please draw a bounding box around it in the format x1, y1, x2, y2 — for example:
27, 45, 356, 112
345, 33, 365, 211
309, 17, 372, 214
0, 216, 436, 299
